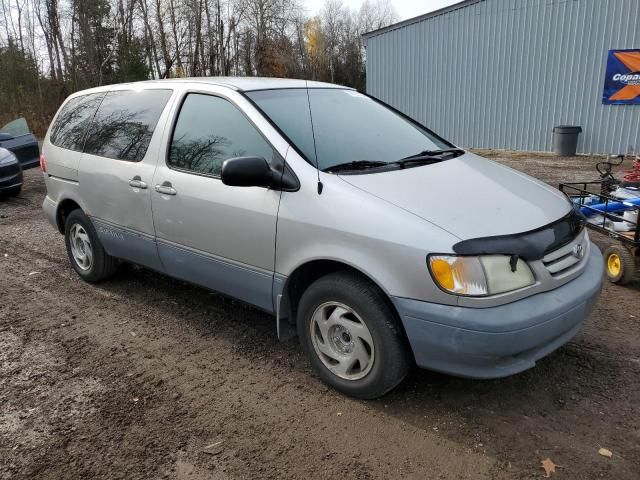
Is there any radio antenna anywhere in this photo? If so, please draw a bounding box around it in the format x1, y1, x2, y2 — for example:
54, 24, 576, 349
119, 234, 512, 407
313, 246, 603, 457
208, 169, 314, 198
305, 81, 323, 195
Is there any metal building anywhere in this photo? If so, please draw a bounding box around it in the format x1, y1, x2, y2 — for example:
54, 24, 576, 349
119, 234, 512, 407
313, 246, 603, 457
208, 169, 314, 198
363, 0, 640, 155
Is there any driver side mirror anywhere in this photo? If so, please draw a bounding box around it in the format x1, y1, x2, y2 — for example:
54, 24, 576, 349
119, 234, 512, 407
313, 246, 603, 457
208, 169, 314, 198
221, 156, 276, 188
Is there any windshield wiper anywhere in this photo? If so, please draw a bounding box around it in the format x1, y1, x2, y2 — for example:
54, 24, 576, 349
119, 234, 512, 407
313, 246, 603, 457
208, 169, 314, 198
324, 160, 388, 173
399, 148, 465, 162
392, 148, 465, 169
323, 150, 464, 173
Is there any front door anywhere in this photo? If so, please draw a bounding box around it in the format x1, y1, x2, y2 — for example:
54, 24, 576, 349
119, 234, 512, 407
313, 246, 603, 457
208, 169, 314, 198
151, 92, 282, 312
78, 88, 174, 272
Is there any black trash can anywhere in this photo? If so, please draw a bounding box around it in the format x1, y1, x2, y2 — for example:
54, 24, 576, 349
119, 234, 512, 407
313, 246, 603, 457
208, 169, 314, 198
553, 125, 582, 156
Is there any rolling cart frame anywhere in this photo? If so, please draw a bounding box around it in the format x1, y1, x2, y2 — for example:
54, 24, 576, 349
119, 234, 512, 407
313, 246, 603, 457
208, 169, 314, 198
560, 180, 639, 285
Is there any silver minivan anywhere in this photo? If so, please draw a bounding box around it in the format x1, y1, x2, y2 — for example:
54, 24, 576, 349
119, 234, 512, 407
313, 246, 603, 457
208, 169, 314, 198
42, 78, 603, 399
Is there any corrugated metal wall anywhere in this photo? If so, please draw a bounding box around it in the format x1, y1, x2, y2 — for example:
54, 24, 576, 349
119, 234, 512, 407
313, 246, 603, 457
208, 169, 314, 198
365, 0, 640, 154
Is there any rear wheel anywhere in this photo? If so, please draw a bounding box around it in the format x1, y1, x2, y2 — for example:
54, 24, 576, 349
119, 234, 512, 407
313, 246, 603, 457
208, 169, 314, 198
604, 245, 636, 285
64, 209, 118, 282
297, 271, 410, 399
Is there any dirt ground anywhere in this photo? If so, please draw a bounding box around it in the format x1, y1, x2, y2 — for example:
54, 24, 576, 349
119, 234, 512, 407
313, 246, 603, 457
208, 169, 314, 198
1, 154, 639, 480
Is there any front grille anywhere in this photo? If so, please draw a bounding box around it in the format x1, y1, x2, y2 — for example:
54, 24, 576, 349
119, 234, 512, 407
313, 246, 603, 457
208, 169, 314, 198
542, 230, 587, 277
0, 162, 20, 176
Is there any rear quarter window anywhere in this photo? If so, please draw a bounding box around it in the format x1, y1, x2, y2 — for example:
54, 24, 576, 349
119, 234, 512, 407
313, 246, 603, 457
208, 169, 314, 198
83, 89, 173, 162
49, 93, 105, 151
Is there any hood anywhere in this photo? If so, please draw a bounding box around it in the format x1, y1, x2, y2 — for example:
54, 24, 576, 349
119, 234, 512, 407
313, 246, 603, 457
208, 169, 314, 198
338, 152, 571, 240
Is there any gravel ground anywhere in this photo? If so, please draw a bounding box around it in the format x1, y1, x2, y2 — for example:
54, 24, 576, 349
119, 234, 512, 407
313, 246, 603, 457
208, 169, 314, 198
1, 155, 639, 479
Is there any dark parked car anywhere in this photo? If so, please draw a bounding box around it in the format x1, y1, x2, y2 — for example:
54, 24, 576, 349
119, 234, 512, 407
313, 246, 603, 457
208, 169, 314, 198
0, 147, 23, 197
0, 117, 40, 169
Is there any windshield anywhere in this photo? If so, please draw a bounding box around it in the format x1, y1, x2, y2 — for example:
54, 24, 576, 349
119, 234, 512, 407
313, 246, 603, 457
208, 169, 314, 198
246, 88, 452, 172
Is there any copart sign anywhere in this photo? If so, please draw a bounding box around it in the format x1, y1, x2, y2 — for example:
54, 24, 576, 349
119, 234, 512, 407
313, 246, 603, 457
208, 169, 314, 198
603, 49, 640, 105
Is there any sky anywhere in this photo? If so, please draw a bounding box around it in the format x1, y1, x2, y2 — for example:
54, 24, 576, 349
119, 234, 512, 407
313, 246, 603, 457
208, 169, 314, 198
301, 0, 461, 21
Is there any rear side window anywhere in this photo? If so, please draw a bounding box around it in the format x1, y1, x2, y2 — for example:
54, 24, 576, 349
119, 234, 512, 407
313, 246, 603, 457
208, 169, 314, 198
49, 93, 105, 151
168, 93, 273, 176
83, 89, 173, 162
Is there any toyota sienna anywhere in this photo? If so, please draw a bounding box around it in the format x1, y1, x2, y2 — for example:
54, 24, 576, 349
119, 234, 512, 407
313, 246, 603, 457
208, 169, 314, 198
41, 78, 603, 398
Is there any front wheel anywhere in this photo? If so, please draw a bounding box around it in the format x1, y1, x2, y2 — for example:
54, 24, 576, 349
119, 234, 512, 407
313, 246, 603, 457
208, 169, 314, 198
297, 272, 411, 399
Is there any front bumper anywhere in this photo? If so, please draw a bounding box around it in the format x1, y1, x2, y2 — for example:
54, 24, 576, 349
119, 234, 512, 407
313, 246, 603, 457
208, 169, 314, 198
393, 243, 603, 379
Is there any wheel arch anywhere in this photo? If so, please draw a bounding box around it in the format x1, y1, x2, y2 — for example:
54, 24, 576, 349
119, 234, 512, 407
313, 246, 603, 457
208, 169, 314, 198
55, 198, 83, 233
278, 259, 407, 337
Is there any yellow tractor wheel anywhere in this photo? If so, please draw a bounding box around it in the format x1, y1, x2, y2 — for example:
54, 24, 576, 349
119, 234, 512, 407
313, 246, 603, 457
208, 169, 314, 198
603, 245, 636, 285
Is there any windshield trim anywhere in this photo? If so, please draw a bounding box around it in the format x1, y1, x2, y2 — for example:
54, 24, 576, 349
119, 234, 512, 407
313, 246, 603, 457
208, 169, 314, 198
242, 88, 457, 171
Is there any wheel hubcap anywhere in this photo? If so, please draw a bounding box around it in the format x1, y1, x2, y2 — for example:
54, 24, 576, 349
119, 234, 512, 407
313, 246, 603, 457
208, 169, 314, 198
608, 253, 621, 276
69, 224, 93, 271
310, 302, 375, 381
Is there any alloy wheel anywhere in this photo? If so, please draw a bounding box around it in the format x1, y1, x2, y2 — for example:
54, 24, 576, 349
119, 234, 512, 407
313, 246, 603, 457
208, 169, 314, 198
69, 223, 93, 271
309, 301, 375, 381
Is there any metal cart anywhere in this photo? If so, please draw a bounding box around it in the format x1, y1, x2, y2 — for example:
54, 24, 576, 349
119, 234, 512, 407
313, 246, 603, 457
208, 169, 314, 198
560, 180, 639, 285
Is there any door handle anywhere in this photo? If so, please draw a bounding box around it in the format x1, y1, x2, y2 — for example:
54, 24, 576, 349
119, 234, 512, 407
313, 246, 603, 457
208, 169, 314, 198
155, 182, 177, 196
128, 178, 148, 189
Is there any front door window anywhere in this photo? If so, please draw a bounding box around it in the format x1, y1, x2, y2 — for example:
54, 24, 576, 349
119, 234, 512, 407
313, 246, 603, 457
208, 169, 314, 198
168, 93, 274, 177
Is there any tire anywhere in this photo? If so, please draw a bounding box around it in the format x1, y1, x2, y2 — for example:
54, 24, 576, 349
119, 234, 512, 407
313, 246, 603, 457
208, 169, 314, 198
64, 209, 118, 282
297, 271, 411, 399
604, 245, 636, 285
5, 185, 21, 197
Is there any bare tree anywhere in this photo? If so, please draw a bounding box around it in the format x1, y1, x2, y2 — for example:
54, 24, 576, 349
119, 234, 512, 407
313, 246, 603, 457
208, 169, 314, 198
358, 0, 398, 33
0, 0, 400, 135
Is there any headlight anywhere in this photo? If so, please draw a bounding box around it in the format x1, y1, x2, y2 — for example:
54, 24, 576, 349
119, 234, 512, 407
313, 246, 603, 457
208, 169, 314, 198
428, 254, 535, 296
0, 154, 17, 166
